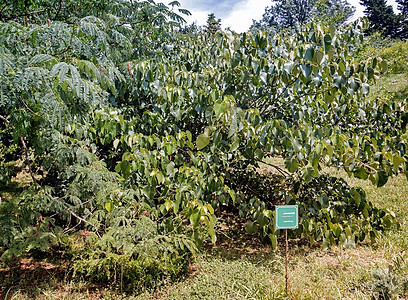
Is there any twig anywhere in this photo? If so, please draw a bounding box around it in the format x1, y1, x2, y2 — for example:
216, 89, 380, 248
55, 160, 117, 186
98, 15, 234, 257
63, 220, 82, 234
257, 160, 290, 177
260, 73, 301, 116
274, 72, 302, 102
289, 86, 337, 107
0, 114, 11, 126
53, 45, 71, 56
118, 19, 145, 27
19, 136, 39, 187
53, 0, 64, 21
1, 113, 42, 188
19, 97, 43, 119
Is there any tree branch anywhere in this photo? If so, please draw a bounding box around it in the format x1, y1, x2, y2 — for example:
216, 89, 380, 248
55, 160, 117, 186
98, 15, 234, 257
3, 8, 50, 21
19, 136, 40, 188
0, 114, 11, 126
260, 72, 302, 116
288, 86, 337, 107
53, 0, 64, 21
257, 159, 290, 177
52, 45, 71, 56
273, 72, 302, 103
0, 114, 101, 237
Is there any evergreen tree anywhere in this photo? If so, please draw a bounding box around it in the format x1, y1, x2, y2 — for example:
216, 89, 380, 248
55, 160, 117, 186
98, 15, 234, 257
396, 0, 408, 15
206, 13, 221, 34
251, 0, 355, 32
360, 0, 400, 37
396, 0, 408, 37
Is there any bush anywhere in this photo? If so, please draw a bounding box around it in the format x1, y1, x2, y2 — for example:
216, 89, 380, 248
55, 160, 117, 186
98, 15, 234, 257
67, 217, 195, 293
357, 39, 408, 74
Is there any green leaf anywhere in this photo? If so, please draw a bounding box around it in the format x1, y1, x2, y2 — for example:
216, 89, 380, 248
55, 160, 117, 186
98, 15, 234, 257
301, 64, 312, 78
252, 60, 260, 75
270, 234, 278, 250
376, 170, 388, 187
113, 139, 120, 150
196, 134, 210, 150
190, 209, 201, 228
392, 155, 404, 171
230, 137, 240, 152
231, 52, 241, 68
104, 201, 114, 213
166, 162, 175, 176
228, 113, 240, 138
316, 51, 324, 64
304, 47, 314, 62
284, 61, 295, 74
120, 160, 131, 180
245, 221, 258, 234
285, 157, 299, 173
255, 148, 264, 160
362, 83, 369, 95
329, 24, 336, 37
354, 167, 368, 180
334, 76, 343, 88
209, 226, 217, 244
322, 238, 329, 250
379, 60, 388, 73
155, 170, 164, 184
142, 186, 155, 200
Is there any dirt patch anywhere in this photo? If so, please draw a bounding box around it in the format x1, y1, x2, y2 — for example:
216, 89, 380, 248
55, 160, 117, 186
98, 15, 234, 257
0, 257, 67, 299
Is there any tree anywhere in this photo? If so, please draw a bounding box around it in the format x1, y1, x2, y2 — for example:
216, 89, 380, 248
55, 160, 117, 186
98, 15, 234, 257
0, 0, 403, 291
179, 21, 201, 35
360, 0, 401, 37
205, 13, 221, 34
251, 0, 355, 32
315, 0, 356, 25
397, 0, 408, 15
396, 0, 408, 37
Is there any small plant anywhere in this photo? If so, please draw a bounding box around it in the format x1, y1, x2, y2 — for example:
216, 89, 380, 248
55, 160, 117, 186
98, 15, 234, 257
67, 216, 196, 294
370, 266, 405, 300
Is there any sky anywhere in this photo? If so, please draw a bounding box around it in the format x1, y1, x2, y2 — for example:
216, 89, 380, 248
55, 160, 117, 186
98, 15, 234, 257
178, 0, 400, 33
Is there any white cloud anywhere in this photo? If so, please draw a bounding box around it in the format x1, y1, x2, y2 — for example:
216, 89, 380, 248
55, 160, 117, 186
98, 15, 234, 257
181, 0, 271, 32
183, 7, 211, 26
222, 0, 272, 32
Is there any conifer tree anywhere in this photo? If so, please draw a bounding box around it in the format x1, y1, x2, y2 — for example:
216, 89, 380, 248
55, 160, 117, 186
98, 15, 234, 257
397, 0, 408, 15
360, 0, 400, 37
396, 0, 408, 37
206, 13, 221, 34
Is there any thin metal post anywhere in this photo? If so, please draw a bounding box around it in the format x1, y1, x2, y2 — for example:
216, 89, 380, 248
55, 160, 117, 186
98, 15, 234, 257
285, 228, 289, 294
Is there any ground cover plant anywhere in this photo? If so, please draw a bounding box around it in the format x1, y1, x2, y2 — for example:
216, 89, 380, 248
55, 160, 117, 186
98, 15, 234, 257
0, 0, 408, 298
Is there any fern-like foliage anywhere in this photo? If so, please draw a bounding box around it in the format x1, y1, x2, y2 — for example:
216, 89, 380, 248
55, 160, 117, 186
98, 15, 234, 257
0, 3, 195, 291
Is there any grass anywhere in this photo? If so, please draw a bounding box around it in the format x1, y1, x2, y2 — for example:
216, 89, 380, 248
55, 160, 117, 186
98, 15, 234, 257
370, 72, 408, 103
1, 170, 407, 299
134, 170, 407, 300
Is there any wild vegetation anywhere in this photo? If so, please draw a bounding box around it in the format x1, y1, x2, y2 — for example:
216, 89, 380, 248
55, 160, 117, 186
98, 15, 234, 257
0, 0, 407, 298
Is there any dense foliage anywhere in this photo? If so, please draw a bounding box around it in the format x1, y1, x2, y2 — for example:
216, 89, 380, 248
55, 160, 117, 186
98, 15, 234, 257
360, 0, 408, 38
0, 0, 407, 292
360, 0, 401, 37
251, 0, 355, 32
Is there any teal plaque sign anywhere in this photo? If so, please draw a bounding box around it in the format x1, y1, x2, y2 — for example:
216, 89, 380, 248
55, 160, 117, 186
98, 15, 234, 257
275, 205, 298, 229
